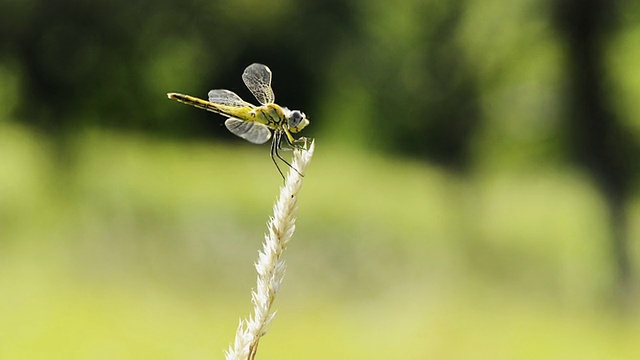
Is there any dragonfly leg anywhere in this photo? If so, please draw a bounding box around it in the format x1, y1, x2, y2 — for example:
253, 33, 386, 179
273, 131, 304, 177
293, 136, 311, 150
274, 131, 295, 152
280, 128, 310, 151
270, 132, 285, 180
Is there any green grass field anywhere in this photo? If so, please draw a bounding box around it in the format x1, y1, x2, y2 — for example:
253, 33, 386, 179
1, 123, 639, 359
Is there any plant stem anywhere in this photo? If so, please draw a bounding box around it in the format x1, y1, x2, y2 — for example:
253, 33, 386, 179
225, 140, 315, 360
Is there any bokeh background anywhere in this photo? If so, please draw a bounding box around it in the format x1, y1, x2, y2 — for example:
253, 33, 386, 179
1, 0, 640, 358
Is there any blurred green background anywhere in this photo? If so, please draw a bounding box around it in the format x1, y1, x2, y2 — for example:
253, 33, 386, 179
1, 0, 640, 358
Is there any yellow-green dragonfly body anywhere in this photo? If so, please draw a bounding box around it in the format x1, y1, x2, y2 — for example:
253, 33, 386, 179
167, 63, 309, 178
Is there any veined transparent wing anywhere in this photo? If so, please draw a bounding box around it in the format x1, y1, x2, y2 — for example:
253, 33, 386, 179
224, 118, 272, 144
242, 63, 275, 105
208, 89, 255, 108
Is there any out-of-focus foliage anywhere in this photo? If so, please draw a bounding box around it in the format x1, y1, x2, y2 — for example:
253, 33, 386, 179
1, 0, 640, 358
1, 0, 636, 171
0, 0, 561, 160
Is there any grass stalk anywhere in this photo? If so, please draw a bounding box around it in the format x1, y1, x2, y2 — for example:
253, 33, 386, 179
225, 140, 315, 360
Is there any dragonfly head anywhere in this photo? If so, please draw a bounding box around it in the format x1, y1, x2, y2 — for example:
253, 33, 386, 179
287, 109, 309, 133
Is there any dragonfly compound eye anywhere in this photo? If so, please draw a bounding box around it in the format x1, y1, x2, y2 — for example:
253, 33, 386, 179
289, 110, 303, 127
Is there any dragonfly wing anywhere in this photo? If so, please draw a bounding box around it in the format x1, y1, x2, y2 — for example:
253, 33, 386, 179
242, 63, 275, 105
224, 118, 272, 144
208, 89, 254, 108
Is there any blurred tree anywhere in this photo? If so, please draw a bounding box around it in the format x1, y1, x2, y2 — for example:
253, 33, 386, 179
316, 0, 481, 171
553, 0, 639, 306
386, 0, 480, 172
0, 0, 215, 136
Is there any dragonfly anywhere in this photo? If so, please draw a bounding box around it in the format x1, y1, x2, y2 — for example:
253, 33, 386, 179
167, 63, 310, 179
